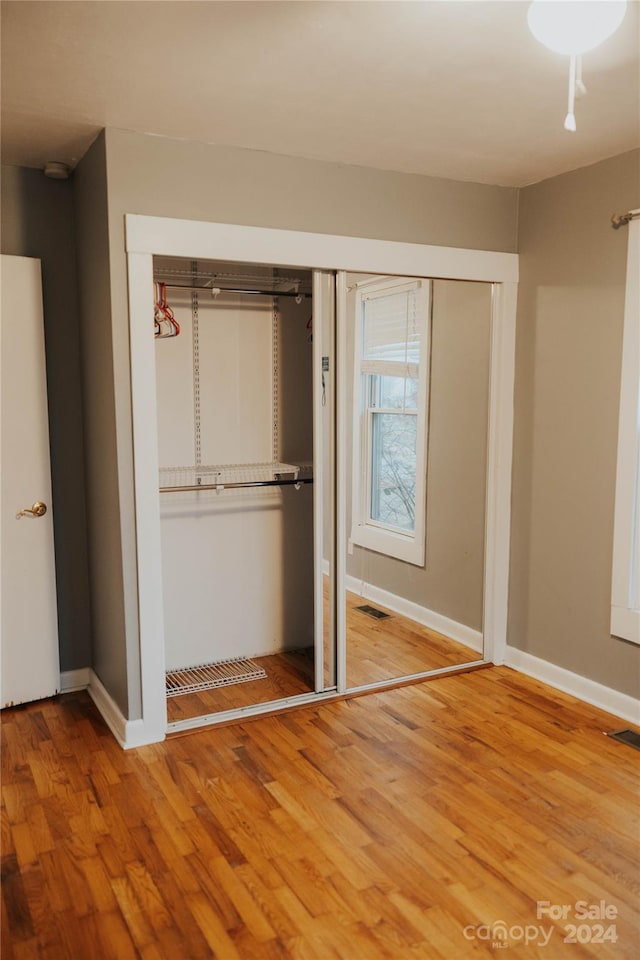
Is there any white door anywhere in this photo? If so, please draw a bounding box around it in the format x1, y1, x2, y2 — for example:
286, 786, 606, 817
1, 255, 60, 707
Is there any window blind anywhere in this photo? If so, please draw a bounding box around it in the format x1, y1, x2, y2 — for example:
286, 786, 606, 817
362, 286, 420, 364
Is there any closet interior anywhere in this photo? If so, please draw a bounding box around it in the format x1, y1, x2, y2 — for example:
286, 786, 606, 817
152, 256, 325, 723
148, 251, 493, 730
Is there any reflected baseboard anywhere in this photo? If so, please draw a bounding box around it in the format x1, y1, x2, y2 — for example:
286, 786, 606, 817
343, 573, 483, 653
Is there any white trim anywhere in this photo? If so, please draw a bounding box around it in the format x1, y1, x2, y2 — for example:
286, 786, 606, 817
336, 272, 349, 694
349, 524, 424, 567
504, 647, 640, 726
611, 217, 640, 645
126, 216, 518, 284
61, 669, 162, 748
344, 573, 483, 653
126, 216, 518, 742
127, 253, 169, 744
482, 282, 517, 665
167, 688, 339, 735
611, 605, 640, 644
87, 670, 162, 749
345, 659, 486, 696
59, 668, 90, 693
312, 271, 334, 692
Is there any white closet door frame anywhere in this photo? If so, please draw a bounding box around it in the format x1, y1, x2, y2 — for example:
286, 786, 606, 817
312, 270, 337, 693
126, 215, 518, 744
336, 274, 517, 694
611, 215, 640, 644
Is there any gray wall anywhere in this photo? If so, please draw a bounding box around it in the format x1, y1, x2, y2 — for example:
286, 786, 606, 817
1, 164, 91, 672
508, 149, 640, 698
73, 133, 140, 716
99, 127, 518, 718
104, 128, 519, 252
5, 132, 637, 716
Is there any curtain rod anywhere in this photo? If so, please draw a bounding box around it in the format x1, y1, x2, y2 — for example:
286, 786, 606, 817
611, 209, 640, 229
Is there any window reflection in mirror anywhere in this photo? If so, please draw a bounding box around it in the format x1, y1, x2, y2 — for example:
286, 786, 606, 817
344, 274, 491, 689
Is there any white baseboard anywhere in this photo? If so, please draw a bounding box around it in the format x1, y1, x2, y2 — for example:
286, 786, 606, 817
504, 646, 640, 726
344, 573, 483, 653
60, 668, 90, 693
60, 668, 163, 748
87, 670, 163, 749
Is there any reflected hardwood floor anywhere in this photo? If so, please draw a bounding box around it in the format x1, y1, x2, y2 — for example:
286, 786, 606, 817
167, 649, 315, 723
167, 591, 479, 722
345, 590, 479, 688
2, 669, 638, 958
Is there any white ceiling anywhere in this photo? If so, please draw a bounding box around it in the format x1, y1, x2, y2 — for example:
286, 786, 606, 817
1, 0, 638, 187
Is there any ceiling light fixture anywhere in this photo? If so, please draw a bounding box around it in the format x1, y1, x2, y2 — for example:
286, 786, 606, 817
527, 0, 628, 131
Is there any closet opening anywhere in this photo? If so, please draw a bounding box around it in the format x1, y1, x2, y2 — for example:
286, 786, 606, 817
126, 215, 517, 746
151, 256, 333, 724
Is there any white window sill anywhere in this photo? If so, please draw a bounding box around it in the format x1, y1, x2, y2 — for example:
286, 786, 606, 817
611, 606, 640, 646
350, 523, 425, 567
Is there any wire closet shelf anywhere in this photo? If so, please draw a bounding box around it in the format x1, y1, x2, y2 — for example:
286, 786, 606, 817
159, 462, 313, 494
152, 264, 313, 299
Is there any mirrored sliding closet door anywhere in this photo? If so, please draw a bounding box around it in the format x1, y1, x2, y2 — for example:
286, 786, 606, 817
339, 273, 492, 691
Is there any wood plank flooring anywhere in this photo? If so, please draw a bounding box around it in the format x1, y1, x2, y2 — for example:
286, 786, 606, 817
2, 667, 639, 958
345, 591, 479, 688
167, 591, 479, 722
167, 649, 315, 723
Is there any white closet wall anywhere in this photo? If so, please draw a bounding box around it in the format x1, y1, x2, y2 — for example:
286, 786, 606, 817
154, 274, 313, 671
155, 291, 274, 465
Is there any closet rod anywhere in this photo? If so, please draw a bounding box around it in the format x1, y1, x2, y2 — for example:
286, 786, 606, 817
160, 477, 314, 494
159, 282, 312, 299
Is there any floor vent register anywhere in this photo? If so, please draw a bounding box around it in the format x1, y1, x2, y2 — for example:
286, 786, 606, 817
355, 604, 391, 620
166, 656, 266, 697
605, 728, 640, 751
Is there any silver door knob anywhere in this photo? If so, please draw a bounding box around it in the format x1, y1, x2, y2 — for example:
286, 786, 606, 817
16, 501, 47, 519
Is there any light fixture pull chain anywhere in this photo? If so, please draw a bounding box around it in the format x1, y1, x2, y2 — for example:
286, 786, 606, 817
564, 53, 577, 132
576, 54, 587, 97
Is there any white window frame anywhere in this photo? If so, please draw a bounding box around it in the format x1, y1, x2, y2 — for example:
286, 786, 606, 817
350, 276, 430, 565
611, 214, 640, 645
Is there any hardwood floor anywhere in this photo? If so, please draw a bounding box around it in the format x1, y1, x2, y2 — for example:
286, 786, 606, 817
345, 591, 479, 688
167, 650, 315, 723
167, 590, 479, 722
2, 667, 639, 958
